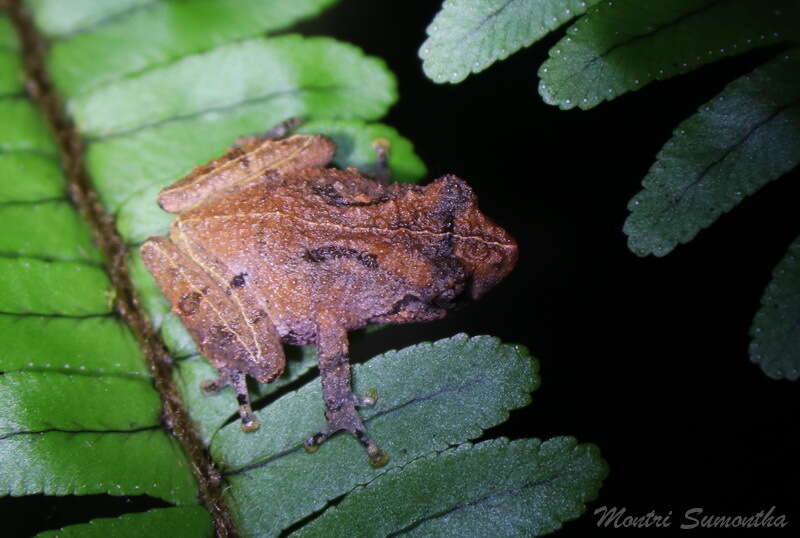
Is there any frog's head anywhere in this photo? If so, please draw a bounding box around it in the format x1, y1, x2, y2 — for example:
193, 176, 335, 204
428, 176, 518, 301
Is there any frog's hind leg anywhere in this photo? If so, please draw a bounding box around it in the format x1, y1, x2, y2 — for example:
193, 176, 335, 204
200, 370, 260, 432
304, 316, 388, 467
141, 237, 285, 433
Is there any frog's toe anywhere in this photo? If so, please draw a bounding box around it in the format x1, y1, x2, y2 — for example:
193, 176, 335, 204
368, 447, 390, 468
303, 431, 329, 453
240, 416, 261, 432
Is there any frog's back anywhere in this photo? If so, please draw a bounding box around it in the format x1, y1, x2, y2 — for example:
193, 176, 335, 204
172, 168, 515, 337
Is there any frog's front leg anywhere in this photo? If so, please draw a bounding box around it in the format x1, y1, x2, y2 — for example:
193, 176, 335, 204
304, 317, 388, 467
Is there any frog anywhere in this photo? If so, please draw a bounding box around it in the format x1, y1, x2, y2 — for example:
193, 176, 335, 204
140, 120, 518, 466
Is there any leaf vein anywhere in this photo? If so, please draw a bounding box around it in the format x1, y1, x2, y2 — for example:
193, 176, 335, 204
661, 97, 800, 217
388, 476, 556, 536
88, 84, 342, 142
582, 0, 726, 71
0, 423, 161, 440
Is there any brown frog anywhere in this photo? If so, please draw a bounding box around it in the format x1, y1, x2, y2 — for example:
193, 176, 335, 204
141, 121, 517, 466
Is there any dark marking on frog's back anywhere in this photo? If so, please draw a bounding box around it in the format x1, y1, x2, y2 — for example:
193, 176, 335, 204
312, 184, 390, 207
303, 246, 378, 269
178, 291, 202, 315
231, 273, 247, 288
434, 176, 473, 232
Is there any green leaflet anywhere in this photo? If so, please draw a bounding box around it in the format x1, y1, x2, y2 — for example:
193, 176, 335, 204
71, 35, 396, 139
0, 200, 103, 263
0, 372, 159, 436
211, 334, 538, 536
750, 236, 800, 380
44, 0, 339, 98
624, 50, 800, 257
0, 98, 58, 154
0, 11, 201, 517
0, 315, 147, 375
0, 153, 65, 203
539, 0, 800, 110
0, 430, 197, 503
36, 506, 213, 538
420, 0, 601, 84
0, 48, 23, 96
292, 437, 607, 538
0, 257, 111, 316
0, 14, 18, 50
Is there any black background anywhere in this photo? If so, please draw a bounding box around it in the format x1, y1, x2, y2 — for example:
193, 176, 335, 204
4, 2, 799, 536
313, 2, 800, 536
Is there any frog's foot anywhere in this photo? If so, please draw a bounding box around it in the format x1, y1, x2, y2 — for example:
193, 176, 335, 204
231, 370, 260, 432
303, 401, 388, 468
199, 369, 260, 432
234, 118, 304, 147
262, 117, 304, 139
371, 137, 391, 185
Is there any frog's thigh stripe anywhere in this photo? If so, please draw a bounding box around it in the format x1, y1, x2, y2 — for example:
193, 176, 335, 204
174, 221, 264, 361
140, 237, 257, 361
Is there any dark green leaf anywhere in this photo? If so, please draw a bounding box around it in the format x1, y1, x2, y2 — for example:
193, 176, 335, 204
292, 437, 607, 538
36, 506, 214, 538
539, 0, 800, 110
421, 0, 600, 84
750, 235, 800, 380
211, 334, 538, 536
0, 430, 197, 503
624, 50, 800, 256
